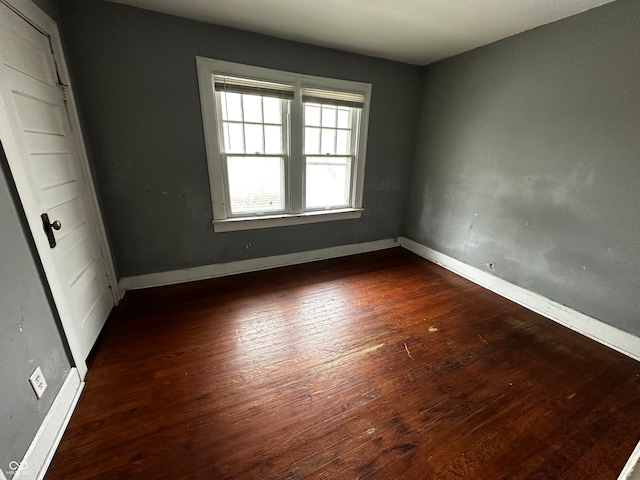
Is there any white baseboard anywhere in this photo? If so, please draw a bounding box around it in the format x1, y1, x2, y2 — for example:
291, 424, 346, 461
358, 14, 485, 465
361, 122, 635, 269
619, 440, 640, 479
398, 236, 640, 363
13, 368, 84, 480
119, 238, 399, 292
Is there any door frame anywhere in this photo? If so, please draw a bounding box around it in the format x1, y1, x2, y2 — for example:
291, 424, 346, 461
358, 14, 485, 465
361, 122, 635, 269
0, 0, 118, 379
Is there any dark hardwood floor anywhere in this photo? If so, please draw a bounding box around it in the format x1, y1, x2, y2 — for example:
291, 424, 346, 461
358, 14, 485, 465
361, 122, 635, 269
45, 248, 640, 479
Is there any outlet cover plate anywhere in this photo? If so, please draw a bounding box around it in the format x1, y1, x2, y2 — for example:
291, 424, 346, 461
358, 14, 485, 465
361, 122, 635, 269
29, 366, 47, 399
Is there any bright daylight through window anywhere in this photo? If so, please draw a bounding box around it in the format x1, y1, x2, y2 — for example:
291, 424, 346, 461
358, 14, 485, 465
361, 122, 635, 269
196, 58, 371, 232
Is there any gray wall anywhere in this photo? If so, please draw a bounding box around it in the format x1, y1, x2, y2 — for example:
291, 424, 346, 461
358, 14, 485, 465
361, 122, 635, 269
32, 0, 59, 21
404, 0, 640, 335
0, 144, 71, 474
58, 0, 422, 277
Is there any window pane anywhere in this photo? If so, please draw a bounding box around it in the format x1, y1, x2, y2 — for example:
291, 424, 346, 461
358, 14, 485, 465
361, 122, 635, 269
220, 92, 242, 121
227, 156, 284, 214
321, 128, 336, 155
336, 130, 351, 155
305, 156, 351, 209
264, 125, 283, 154
304, 127, 321, 154
305, 104, 321, 126
337, 108, 350, 128
321, 105, 337, 127
224, 122, 245, 153
242, 94, 263, 123
263, 97, 282, 124
244, 124, 264, 154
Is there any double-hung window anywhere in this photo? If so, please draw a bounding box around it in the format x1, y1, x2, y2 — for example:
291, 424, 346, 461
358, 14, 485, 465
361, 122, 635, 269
196, 58, 371, 232
215, 76, 291, 216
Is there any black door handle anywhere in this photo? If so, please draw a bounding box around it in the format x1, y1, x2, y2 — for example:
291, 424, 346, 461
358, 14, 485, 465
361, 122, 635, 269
41, 213, 61, 248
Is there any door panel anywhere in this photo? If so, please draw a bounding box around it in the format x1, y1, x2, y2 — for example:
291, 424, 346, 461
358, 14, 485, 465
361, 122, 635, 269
0, 2, 114, 363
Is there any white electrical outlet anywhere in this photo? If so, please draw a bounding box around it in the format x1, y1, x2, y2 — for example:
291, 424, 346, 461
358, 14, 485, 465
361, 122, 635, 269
29, 366, 47, 399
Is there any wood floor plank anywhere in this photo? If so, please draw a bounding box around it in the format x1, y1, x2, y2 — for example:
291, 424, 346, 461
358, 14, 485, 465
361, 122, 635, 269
45, 248, 640, 479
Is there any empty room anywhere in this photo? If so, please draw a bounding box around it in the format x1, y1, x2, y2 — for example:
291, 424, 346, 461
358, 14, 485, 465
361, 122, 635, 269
1, 0, 640, 478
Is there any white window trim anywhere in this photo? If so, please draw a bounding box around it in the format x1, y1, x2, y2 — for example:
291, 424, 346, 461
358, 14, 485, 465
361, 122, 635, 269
196, 57, 371, 232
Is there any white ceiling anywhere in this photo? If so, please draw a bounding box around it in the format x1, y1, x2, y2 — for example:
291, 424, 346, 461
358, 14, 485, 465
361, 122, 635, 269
108, 0, 616, 65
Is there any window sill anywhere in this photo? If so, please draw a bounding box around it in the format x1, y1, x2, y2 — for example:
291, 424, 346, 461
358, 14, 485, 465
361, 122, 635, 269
212, 208, 363, 233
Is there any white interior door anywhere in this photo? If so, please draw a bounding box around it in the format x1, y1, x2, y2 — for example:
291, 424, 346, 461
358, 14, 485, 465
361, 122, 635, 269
0, 1, 115, 375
